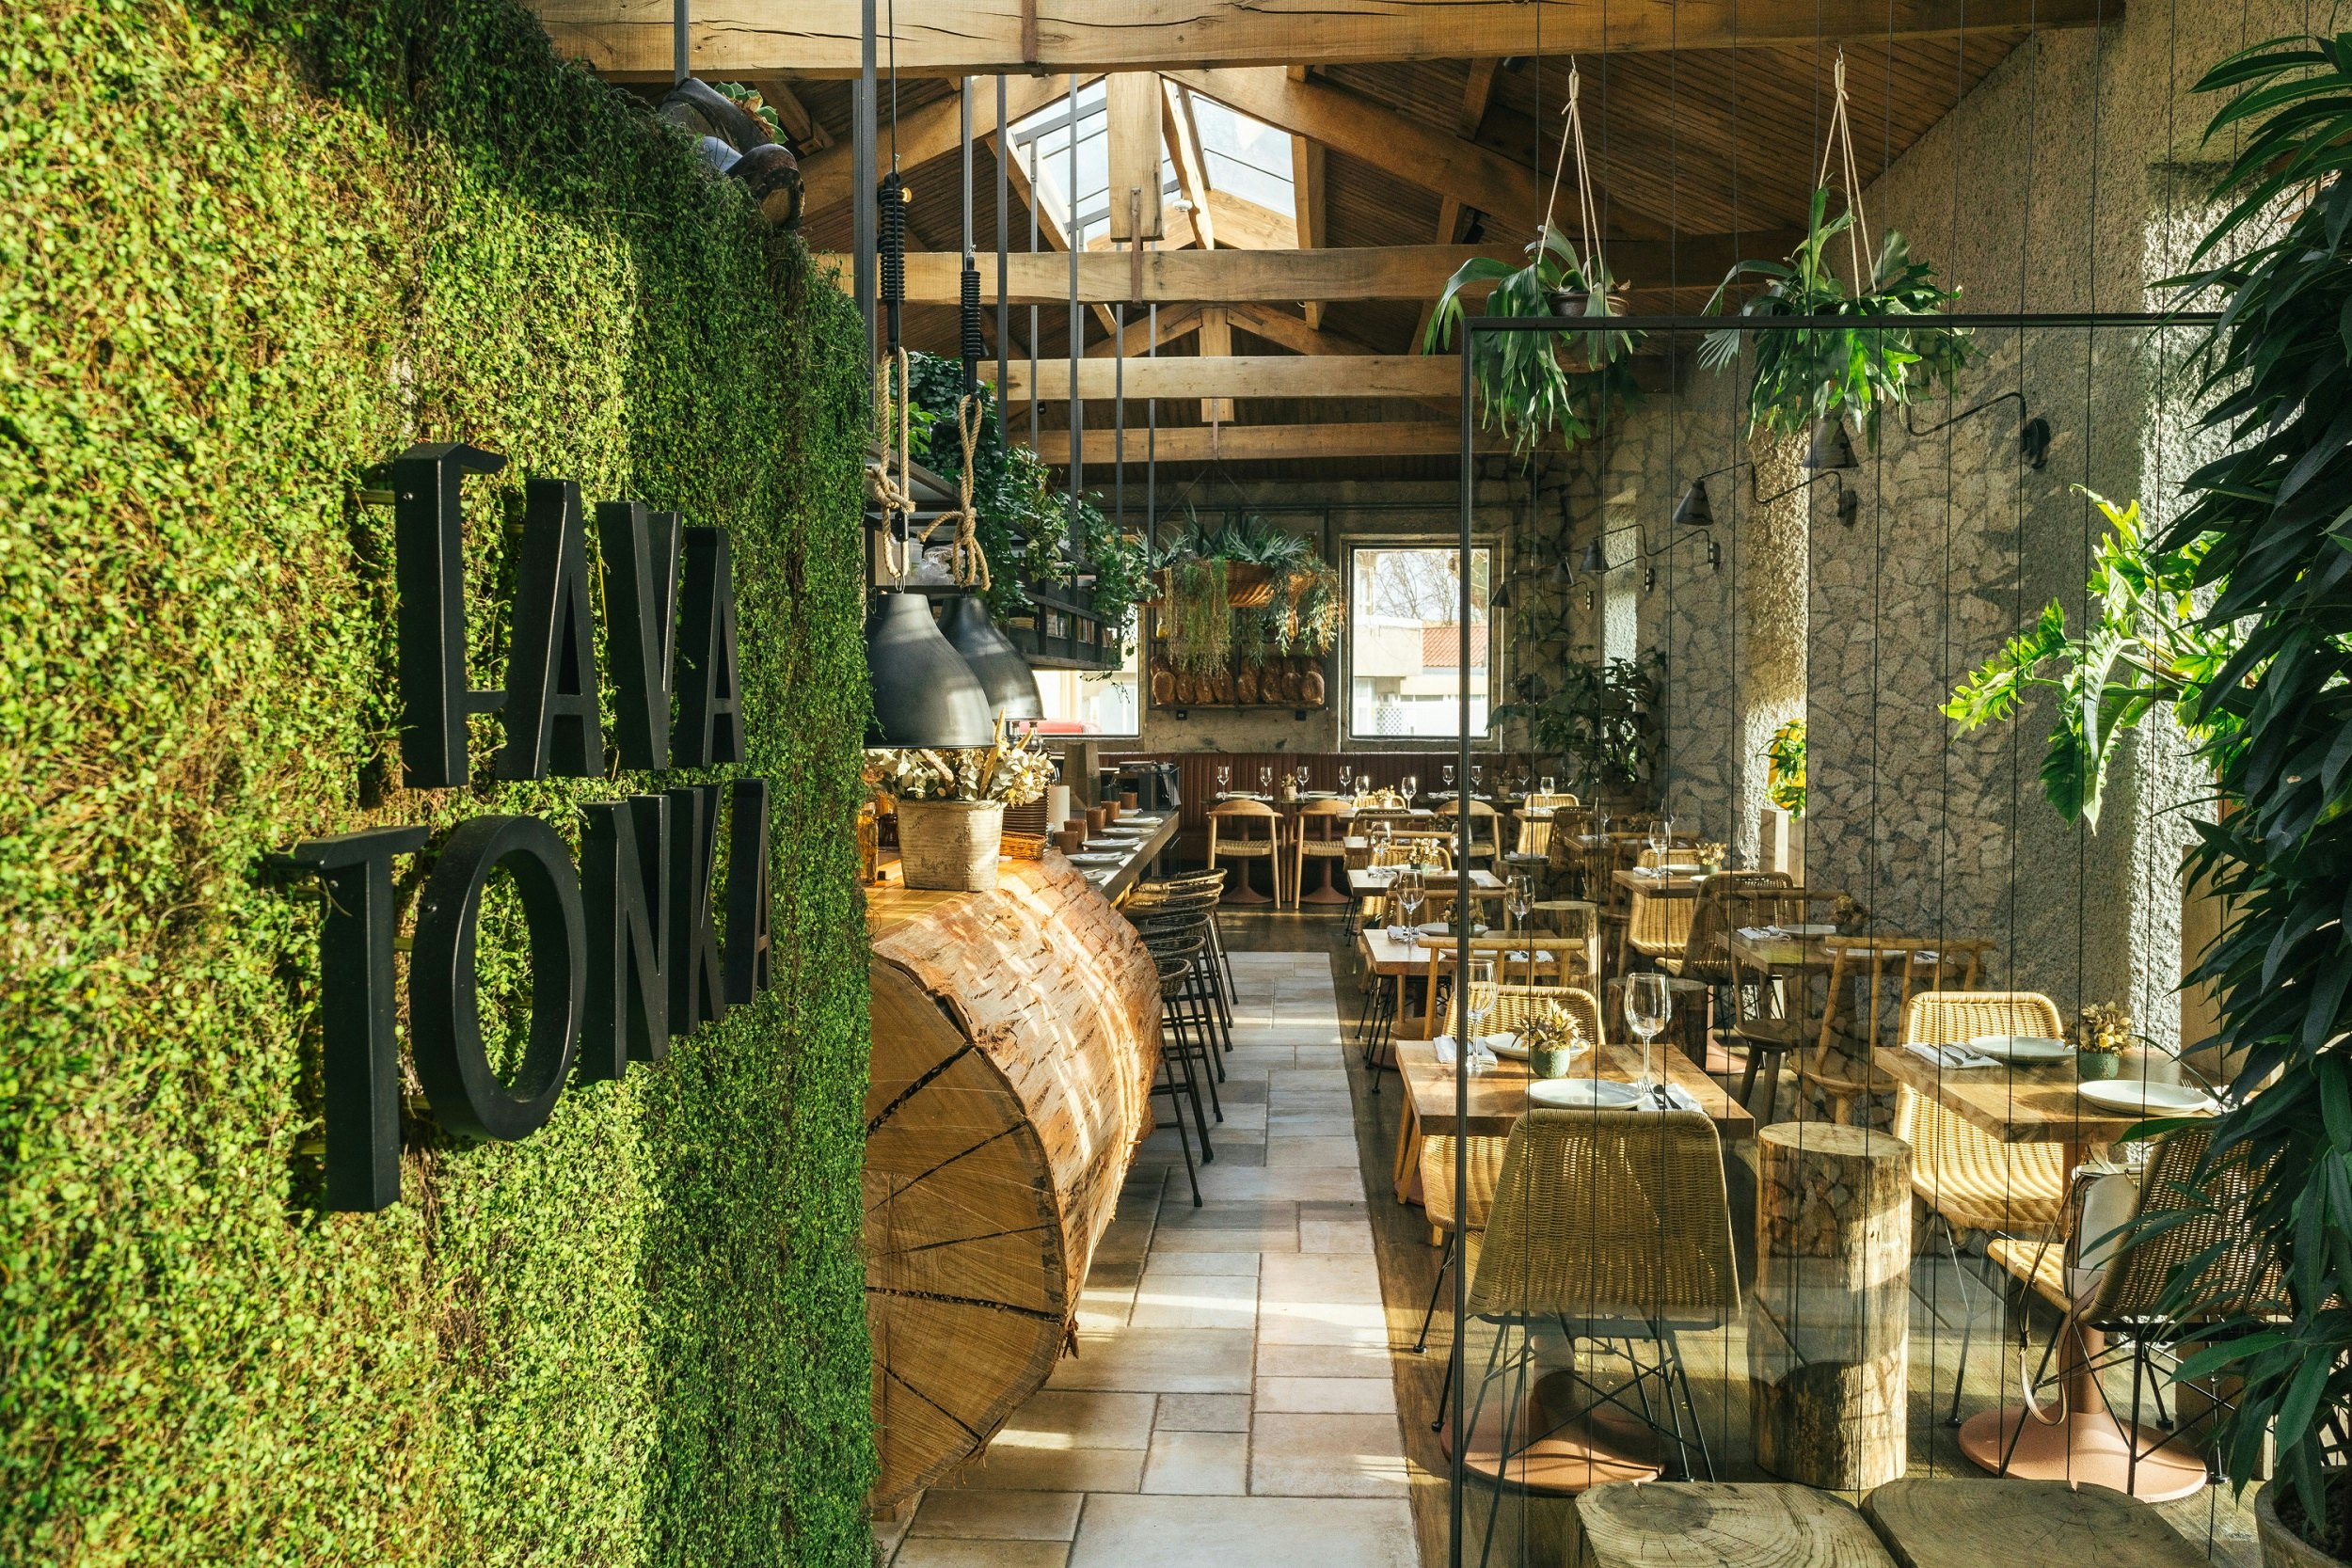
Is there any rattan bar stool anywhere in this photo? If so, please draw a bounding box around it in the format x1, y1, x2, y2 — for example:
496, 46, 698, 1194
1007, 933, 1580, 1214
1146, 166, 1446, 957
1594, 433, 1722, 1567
1131, 890, 1234, 1064
1146, 949, 1208, 1207
1136, 872, 1236, 1049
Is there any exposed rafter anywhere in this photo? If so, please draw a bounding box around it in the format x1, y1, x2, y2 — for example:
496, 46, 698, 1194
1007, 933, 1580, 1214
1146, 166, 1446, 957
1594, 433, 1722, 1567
1160, 80, 1216, 250
799, 73, 1087, 215
1031, 419, 1550, 466
527, 0, 2113, 81
1006, 353, 1463, 403
1291, 135, 1327, 327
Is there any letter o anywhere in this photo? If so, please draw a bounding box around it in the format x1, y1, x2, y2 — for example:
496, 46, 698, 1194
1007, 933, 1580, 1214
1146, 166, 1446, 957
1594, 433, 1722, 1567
410, 814, 586, 1141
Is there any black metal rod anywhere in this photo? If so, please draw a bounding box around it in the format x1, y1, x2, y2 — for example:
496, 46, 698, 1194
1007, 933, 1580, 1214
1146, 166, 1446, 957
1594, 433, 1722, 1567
672, 0, 687, 83
1066, 73, 1083, 557
996, 75, 1009, 408
1462, 310, 2219, 335
1449, 318, 1473, 1568
853, 0, 877, 366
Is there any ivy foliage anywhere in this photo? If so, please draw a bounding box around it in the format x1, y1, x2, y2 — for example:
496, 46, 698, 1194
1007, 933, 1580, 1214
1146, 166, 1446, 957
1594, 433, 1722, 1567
0, 0, 875, 1562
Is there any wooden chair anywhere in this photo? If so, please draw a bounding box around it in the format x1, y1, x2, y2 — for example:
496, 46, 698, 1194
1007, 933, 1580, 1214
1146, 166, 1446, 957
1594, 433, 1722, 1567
1893, 990, 2070, 1422
1399, 935, 1589, 1040
1288, 797, 1354, 907
1792, 938, 1993, 1124
1436, 797, 1503, 870
1715, 888, 1849, 1124
1447, 1111, 1740, 1528
1204, 798, 1282, 906
1513, 792, 1579, 858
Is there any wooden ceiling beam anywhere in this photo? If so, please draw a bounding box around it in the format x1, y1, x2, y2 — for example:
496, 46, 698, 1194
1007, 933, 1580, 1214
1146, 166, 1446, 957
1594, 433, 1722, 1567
985, 132, 1120, 336
1292, 135, 1327, 328
1161, 80, 1216, 250
1031, 420, 1542, 466
818, 234, 1790, 305
1459, 58, 1502, 138
799, 73, 1089, 215
1203, 188, 1296, 251
1081, 303, 1207, 357
530, 1, 2114, 81
1007, 354, 1463, 403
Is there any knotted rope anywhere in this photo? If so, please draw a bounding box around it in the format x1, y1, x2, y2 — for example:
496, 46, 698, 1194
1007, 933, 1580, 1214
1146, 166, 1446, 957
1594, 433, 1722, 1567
866, 346, 918, 579
944, 392, 992, 591
1815, 50, 1875, 289
1541, 61, 1607, 279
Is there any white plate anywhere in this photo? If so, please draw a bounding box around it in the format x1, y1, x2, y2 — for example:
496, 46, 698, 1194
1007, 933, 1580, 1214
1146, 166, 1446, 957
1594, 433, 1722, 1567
1528, 1078, 1645, 1110
1420, 922, 1490, 938
1068, 852, 1126, 865
1480, 1033, 1532, 1060
2078, 1079, 2214, 1116
1966, 1035, 2075, 1065
1768, 923, 1837, 937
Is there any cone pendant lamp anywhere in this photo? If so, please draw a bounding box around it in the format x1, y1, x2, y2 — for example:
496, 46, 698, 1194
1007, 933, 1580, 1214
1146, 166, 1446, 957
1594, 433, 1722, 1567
866, 591, 995, 748
940, 594, 1043, 722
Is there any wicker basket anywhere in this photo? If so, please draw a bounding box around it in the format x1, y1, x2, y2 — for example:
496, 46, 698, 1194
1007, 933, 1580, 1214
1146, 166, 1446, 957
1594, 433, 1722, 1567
896, 799, 1006, 892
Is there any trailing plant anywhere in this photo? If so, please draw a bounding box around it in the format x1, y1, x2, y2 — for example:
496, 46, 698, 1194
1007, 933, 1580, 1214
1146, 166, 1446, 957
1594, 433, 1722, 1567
1422, 66, 1640, 453
1163, 559, 1232, 676
1699, 58, 1968, 444
2127, 33, 2352, 1551
1763, 718, 1808, 816
1492, 652, 1665, 801
1941, 490, 2233, 831
1151, 511, 1343, 673
1700, 186, 1971, 443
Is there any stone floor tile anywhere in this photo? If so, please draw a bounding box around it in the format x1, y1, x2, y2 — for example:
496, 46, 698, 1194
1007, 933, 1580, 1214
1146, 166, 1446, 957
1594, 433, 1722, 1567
894, 1542, 1072, 1568
1153, 1392, 1252, 1432
1258, 1252, 1382, 1307
910, 1489, 1087, 1540
942, 1447, 1145, 1494
1265, 1136, 1362, 1169
1155, 1199, 1299, 1229
1141, 1429, 1249, 1495
1150, 1224, 1296, 1253
1296, 1220, 1375, 1255
1129, 1273, 1258, 1329
1252, 1377, 1398, 1415
1137, 1250, 1260, 1279
1179, 1165, 1367, 1203
1254, 1341, 1393, 1379
1246, 1413, 1409, 1498
993, 1391, 1157, 1453
1043, 1327, 1255, 1393
1064, 1495, 1416, 1568
1253, 1296, 1388, 1346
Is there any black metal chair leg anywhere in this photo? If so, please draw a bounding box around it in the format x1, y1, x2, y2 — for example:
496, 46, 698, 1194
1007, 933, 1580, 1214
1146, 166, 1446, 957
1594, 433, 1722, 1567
1413, 1234, 1455, 1354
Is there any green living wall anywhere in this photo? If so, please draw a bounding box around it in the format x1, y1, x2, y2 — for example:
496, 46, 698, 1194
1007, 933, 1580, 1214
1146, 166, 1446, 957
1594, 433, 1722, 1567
0, 0, 876, 1561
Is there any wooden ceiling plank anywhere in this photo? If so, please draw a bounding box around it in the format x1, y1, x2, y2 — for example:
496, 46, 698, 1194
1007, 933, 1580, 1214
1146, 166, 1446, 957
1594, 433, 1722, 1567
1008, 353, 1461, 402
529, 1, 2114, 81
1204, 188, 1297, 250
1459, 57, 1502, 138
1292, 135, 1327, 328
799, 72, 1087, 215
1162, 81, 1216, 249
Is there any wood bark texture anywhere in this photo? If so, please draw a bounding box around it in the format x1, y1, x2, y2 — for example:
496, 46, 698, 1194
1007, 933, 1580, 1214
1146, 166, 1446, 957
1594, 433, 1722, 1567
863, 856, 1159, 1504
1748, 1123, 1912, 1491
1861, 1478, 2211, 1568
1577, 1481, 1897, 1568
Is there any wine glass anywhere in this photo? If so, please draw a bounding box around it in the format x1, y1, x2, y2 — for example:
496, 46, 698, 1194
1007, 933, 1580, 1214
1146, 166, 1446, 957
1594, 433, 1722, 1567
1463, 957, 1497, 1067
1402, 773, 1419, 809
1626, 973, 1672, 1096
1216, 765, 1232, 799
1506, 873, 1533, 932
1471, 765, 1485, 796
1394, 868, 1425, 950
1540, 774, 1556, 798
1259, 766, 1273, 795
1358, 770, 1372, 797
1442, 764, 1456, 791
1297, 764, 1311, 792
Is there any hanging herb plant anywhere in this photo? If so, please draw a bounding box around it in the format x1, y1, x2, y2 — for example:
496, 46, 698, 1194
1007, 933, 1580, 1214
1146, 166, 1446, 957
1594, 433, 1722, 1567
1698, 55, 1969, 443
1150, 511, 1345, 687
1162, 558, 1232, 676
1422, 64, 1640, 453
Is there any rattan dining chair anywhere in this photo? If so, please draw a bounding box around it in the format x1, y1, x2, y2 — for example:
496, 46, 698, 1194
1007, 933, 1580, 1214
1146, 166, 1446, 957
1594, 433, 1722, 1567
1444, 1109, 1740, 1550
1894, 990, 2070, 1422
1798, 938, 1991, 1124
1713, 887, 1844, 1123
1981, 1126, 2280, 1493
1205, 798, 1283, 906
1437, 798, 1504, 870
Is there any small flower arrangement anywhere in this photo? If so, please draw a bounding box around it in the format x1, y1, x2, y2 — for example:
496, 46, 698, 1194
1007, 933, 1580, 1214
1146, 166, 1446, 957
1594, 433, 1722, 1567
1522, 1003, 1590, 1080
1831, 893, 1868, 936
2072, 1003, 2132, 1055
1693, 841, 1729, 872
865, 723, 1057, 806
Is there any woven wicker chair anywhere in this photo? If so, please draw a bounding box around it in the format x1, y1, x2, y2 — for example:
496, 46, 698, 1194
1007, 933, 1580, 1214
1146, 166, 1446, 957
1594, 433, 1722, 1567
1290, 796, 1355, 907
1980, 1127, 2280, 1490
1894, 990, 2069, 1421
1205, 798, 1282, 906
1442, 1109, 1739, 1516
1659, 871, 1794, 983
1399, 942, 1593, 1040
1437, 798, 1504, 869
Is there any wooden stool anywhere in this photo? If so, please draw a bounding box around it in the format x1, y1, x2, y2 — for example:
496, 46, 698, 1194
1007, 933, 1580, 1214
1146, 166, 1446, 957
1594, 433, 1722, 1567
1749, 1123, 1911, 1491
1861, 1479, 2208, 1568
1579, 1482, 1896, 1568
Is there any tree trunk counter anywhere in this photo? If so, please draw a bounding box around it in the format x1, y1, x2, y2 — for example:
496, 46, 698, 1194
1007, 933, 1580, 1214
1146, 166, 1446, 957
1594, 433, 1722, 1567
863, 854, 1161, 1506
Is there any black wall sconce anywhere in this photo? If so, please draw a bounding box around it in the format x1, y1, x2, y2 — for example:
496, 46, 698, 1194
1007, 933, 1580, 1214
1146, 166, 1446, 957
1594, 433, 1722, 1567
1904, 388, 2051, 469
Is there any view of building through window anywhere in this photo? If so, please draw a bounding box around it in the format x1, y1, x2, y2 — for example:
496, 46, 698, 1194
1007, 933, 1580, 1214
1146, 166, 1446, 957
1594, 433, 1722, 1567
1033, 622, 1140, 736
1347, 546, 1493, 738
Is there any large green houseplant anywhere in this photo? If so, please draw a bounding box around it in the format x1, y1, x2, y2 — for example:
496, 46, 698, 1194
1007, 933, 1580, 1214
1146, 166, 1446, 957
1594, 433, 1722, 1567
1493, 652, 1664, 806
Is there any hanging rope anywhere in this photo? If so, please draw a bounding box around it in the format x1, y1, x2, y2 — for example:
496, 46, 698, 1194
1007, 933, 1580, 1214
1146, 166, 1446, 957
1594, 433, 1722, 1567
867, 347, 918, 579
1814, 50, 1875, 287
945, 392, 992, 591
1540, 61, 1608, 277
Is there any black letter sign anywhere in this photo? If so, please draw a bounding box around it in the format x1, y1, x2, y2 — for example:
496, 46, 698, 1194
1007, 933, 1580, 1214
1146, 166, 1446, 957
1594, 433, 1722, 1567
580, 795, 670, 1078
598, 502, 681, 771
724, 778, 773, 1005
279, 826, 429, 1212
410, 815, 586, 1140
666, 784, 728, 1036
500, 478, 606, 781
393, 442, 506, 788
674, 528, 745, 767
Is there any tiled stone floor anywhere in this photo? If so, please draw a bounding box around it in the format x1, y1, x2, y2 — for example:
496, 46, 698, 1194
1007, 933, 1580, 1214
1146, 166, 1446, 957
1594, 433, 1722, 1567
883, 952, 1417, 1568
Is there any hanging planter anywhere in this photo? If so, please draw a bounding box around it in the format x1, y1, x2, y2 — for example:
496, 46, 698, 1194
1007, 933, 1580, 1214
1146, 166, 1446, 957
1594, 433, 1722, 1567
1699, 52, 1969, 443
1422, 62, 1641, 453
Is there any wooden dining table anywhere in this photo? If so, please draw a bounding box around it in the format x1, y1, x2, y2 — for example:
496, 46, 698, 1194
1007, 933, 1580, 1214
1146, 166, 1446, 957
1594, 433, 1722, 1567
1390, 1035, 1756, 1208
1872, 1044, 2217, 1499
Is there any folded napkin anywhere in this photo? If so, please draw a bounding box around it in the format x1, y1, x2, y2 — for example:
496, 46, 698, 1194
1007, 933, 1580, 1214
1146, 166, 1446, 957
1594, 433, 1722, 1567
1907, 1040, 1999, 1070
1736, 926, 1774, 942
1429, 1036, 1500, 1072
1635, 1082, 1704, 1113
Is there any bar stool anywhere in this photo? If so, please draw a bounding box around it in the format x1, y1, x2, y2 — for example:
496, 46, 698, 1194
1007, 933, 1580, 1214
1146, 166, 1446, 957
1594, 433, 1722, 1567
1292, 797, 1355, 907
1144, 948, 1209, 1206
1206, 798, 1283, 906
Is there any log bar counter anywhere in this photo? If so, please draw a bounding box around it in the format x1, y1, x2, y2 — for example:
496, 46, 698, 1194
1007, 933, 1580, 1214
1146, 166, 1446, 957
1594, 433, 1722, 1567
861, 852, 1162, 1506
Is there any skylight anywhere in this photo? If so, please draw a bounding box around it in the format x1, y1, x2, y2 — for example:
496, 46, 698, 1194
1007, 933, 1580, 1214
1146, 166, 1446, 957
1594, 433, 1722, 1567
1009, 79, 1290, 248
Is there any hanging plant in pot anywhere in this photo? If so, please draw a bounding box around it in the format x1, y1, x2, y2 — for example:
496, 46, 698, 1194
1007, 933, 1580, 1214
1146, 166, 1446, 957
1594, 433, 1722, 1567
865, 722, 1056, 893
1698, 52, 1970, 443
1422, 62, 1641, 453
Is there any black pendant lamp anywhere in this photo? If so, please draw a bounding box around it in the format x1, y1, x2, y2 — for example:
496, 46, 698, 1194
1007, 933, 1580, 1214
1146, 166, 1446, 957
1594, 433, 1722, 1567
1673, 479, 1715, 529
1804, 417, 1860, 472
941, 593, 1043, 721
866, 592, 996, 748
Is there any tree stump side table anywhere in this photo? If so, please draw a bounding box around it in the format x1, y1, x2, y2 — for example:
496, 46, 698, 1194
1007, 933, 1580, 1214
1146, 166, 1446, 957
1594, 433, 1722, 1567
1748, 1122, 1912, 1491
